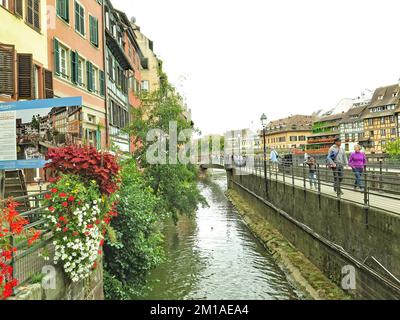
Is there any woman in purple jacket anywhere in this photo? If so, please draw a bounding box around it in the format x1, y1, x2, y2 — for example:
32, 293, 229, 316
348, 144, 367, 190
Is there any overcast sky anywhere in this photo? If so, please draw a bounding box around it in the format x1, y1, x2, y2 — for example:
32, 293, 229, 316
113, 0, 400, 136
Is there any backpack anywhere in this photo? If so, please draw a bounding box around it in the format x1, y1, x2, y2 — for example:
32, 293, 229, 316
326, 149, 339, 168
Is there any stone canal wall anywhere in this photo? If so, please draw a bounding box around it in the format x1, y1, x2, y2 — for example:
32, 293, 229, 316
228, 170, 400, 299
10, 263, 104, 300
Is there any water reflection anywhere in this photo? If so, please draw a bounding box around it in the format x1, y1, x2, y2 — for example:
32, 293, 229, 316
138, 170, 300, 300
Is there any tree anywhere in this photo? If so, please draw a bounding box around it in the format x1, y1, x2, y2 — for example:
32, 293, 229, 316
125, 73, 207, 221
387, 138, 400, 159
31, 114, 40, 131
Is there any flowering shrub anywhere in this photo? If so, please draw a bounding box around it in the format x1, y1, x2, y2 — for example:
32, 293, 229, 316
42, 174, 118, 282
0, 199, 40, 299
45, 145, 120, 195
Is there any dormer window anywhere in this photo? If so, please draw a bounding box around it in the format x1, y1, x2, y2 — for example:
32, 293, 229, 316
393, 92, 398, 97
378, 95, 384, 100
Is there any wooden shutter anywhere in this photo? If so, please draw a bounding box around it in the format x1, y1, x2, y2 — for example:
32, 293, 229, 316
26, 0, 34, 25
54, 38, 60, 75
87, 61, 93, 92
57, 0, 69, 22
71, 51, 78, 84
43, 69, 54, 98
33, 0, 40, 30
90, 16, 99, 47
0, 44, 15, 96
18, 53, 33, 100
99, 70, 105, 96
15, 0, 23, 17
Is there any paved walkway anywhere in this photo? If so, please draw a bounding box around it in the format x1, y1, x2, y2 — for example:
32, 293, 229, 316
243, 167, 400, 215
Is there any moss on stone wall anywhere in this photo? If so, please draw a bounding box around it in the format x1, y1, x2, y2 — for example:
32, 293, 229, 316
226, 189, 350, 300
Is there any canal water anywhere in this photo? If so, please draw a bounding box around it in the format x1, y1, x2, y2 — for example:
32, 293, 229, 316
138, 170, 301, 300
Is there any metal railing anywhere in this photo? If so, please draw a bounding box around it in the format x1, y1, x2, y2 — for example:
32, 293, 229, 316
235, 156, 400, 215
0, 190, 53, 292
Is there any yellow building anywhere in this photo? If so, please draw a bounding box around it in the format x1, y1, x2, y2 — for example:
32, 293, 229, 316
360, 84, 400, 153
132, 24, 161, 93
0, 0, 50, 102
260, 115, 313, 153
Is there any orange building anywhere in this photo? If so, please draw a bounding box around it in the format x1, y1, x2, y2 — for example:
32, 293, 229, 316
104, 0, 142, 152
47, 0, 106, 149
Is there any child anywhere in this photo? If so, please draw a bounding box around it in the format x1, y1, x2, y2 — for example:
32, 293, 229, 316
305, 156, 317, 189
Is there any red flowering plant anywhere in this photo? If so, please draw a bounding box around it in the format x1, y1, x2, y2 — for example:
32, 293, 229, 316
45, 145, 120, 196
41, 174, 119, 282
0, 199, 41, 299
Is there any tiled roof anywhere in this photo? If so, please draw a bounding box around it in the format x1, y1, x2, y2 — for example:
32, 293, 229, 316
266, 114, 313, 131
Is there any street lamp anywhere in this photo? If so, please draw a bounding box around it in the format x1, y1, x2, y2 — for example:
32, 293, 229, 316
260, 113, 268, 196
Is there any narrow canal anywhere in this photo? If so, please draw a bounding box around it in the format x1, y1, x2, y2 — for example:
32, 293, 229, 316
138, 170, 301, 300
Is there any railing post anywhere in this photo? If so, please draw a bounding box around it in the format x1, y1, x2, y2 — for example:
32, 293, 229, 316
303, 163, 306, 190
363, 166, 369, 228
291, 162, 295, 193
379, 159, 383, 191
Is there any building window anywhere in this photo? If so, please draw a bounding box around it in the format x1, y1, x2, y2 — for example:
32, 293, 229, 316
0, 0, 10, 10
56, 0, 69, 22
77, 57, 84, 86
390, 115, 395, 123
89, 15, 99, 47
141, 80, 149, 92
381, 129, 386, 136
59, 46, 68, 79
92, 66, 98, 93
368, 119, 373, 126
26, 0, 40, 31
74, 1, 85, 36
370, 131, 374, 137
378, 95, 384, 100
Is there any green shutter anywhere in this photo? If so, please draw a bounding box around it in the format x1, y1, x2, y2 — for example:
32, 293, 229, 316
90, 16, 99, 47
54, 38, 60, 75
99, 70, 105, 96
87, 61, 93, 92
71, 51, 78, 84
95, 18, 99, 46
64, 0, 70, 22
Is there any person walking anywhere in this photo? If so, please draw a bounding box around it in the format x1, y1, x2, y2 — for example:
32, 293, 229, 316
305, 155, 317, 189
327, 138, 348, 195
348, 144, 367, 191
270, 148, 280, 171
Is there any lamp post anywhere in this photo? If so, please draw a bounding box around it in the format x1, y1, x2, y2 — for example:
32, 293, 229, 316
261, 113, 268, 196
237, 132, 242, 180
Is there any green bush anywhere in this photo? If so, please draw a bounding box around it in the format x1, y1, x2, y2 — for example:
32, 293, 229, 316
104, 159, 164, 299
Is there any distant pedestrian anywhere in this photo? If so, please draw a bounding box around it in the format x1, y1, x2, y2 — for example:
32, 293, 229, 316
305, 156, 317, 189
327, 138, 348, 195
348, 144, 367, 191
270, 148, 280, 171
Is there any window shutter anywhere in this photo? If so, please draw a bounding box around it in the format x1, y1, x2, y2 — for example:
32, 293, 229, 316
33, 0, 40, 30
26, 0, 34, 25
18, 53, 33, 100
43, 69, 54, 98
87, 61, 93, 92
64, 0, 70, 22
0, 44, 15, 96
15, 0, 23, 17
54, 38, 60, 75
99, 70, 105, 96
74, 2, 79, 32
71, 51, 78, 84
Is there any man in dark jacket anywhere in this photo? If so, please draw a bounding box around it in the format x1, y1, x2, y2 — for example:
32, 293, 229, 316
327, 137, 348, 195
